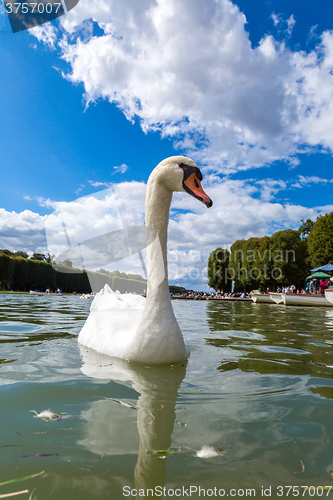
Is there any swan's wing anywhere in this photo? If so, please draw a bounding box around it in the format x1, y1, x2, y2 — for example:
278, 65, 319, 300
78, 285, 145, 358
90, 287, 145, 312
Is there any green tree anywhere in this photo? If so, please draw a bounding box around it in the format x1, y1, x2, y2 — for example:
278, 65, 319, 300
307, 212, 333, 268
208, 247, 231, 292
228, 237, 272, 291
228, 239, 246, 291
270, 229, 309, 289
222, 230, 309, 292
0, 249, 14, 257
298, 218, 314, 240
30, 253, 47, 261
14, 251, 29, 259
251, 236, 272, 290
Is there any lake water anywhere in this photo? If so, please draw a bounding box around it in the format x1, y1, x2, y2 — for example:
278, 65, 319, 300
1, 293, 333, 499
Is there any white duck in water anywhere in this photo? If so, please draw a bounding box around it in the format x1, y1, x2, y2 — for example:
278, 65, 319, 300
78, 156, 213, 364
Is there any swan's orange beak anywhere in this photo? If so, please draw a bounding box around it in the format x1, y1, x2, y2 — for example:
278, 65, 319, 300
183, 173, 213, 208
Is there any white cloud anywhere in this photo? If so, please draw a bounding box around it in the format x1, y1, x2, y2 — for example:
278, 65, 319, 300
298, 175, 331, 185
287, 15, 296, 36
271, 13, 295, 37
0, 208, 47, 253
112, 163, 129, 175
30, 23, 57, 47
286, 32, 333, 151
291, 175, 333, 188
28, 0, 333, 173
88, 180, 112, 188
76, 184, 85, 194
256, 179, 287, 202
271, 13, 280, 28
87, 165, 129, 188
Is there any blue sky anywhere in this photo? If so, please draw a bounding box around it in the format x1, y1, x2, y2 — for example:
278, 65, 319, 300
1, 0, 333, 290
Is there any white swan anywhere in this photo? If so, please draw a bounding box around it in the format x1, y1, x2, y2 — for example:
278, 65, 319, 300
78, 156, 212, 364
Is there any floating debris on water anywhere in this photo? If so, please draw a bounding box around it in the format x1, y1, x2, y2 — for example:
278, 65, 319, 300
146, 448, 181, 459
0, 488, 29, 498
29, 409, 64, 420
15, 453, 59, 459
0, 471, 44, 499
291, 458, 305, 474
111, 399, 139, 410
196, 445, 225, 459
0, 470, 45, 487
108, 399, 155, 424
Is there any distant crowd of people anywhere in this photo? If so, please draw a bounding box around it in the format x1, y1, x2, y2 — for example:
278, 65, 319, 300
306, 277, 333, 294
170, 291, 249, 299
262, 277, 333, 295
171, 276, 333, 299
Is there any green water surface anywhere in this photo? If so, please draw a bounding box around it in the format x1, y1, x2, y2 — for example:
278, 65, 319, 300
0, 294, 333, 499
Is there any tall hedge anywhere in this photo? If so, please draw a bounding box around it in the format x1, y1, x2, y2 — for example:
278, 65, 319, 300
0, 253, 145, 294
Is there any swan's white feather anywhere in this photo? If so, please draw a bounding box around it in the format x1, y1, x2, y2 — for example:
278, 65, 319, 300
196, 446, 220, 458
79, 284, 145, 360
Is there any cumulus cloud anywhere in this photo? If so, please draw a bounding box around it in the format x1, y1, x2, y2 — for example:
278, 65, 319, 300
0, 208, 48, 253
287, 31, 333, 151
29, 0, 333, 173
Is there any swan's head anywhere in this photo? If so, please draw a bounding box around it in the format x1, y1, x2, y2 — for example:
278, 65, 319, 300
153, 156, 213, 208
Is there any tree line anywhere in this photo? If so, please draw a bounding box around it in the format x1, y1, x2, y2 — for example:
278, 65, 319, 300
208, 212, 333, 293
0, 250, 146, 294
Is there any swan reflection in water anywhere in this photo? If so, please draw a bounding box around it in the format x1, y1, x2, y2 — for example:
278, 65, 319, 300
78, 346, 186, 493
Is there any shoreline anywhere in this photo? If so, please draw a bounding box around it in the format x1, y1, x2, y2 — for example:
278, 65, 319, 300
171, 295, 252, 302
0, 290, 252, 302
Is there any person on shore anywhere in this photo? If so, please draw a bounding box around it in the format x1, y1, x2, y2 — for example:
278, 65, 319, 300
313, 278, 319, 294
319, 280, 329, 295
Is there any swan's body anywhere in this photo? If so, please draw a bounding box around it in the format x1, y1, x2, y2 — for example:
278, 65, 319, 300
78, 156, 212, 364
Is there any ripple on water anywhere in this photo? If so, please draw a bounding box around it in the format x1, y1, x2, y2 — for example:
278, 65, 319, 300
0, 321, 44, 334
209, 329, 266, 341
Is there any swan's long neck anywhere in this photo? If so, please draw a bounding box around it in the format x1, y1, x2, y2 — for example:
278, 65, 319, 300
127, 170, 187, 363
145, 177, 172, 299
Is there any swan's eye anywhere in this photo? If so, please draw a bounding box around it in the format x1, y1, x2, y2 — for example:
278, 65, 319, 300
194, 178, 199, 188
